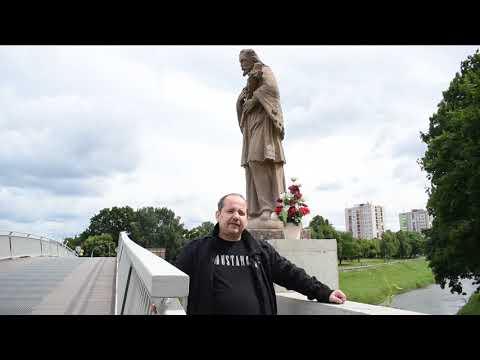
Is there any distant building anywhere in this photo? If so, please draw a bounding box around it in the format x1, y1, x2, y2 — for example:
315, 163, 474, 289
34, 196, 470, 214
345, 202, 385, 240
399, 209, 431, 233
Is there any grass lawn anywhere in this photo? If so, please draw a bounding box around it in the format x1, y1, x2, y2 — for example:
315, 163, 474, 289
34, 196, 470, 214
339, 258, 435, 305
457, 292, 480, 315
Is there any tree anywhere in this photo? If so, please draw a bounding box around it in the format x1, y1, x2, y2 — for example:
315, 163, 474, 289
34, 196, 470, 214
380, 230, 398, 261
419, 50, 480, 294
64, 235, 82, 251
337, 231, 357, 263
129, 207, 187, 263
396, 231, 412, 259
309, 215, 338, 239
185, 221, 215, 240
405, 231, 425, 258
82, 206, 136, 245
82, 234, 116, 257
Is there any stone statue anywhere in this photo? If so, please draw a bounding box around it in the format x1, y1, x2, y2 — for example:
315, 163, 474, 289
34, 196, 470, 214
236, 49, 286, 230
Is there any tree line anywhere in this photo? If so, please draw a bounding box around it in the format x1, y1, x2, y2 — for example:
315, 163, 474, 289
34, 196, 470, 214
308, 215, 427, 264
65, 206, 426, 265
64, 206, 214, 262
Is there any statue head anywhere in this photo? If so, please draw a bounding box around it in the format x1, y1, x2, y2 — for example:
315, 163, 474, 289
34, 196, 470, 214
239, 49, 264, 76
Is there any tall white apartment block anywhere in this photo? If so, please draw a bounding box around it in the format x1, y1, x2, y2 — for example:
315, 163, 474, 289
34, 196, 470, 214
345, 202, 385, 240
399, 209, 432, 233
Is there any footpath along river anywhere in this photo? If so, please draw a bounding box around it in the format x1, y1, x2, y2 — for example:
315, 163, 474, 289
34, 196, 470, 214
390, 278, 477, 314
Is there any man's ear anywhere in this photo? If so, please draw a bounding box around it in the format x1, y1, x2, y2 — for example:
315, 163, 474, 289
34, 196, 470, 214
215, 211, 220, 222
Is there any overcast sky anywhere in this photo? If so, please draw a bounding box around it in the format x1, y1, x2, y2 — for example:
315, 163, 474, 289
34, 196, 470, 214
1, 45, 478, 241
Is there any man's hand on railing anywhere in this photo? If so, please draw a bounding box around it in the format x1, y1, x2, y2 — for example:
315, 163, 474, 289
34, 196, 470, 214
150, 303, 158, 315
329, 289, 347, 304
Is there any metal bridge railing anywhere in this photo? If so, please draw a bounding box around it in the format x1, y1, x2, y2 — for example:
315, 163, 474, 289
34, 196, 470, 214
115, 231, 189, 315
0, 230, 77, 260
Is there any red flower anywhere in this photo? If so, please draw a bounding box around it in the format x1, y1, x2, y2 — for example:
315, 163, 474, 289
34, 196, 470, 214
288, 185, 299, 193
276, 198, 283, 203
288, 206, 296, 217
299, 206, 310, 215
294, 191, 302, 199
275, 206, 283, 215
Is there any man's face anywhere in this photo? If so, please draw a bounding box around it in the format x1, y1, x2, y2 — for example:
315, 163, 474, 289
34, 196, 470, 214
239, 54, 254, 76
216, 195, 248, 240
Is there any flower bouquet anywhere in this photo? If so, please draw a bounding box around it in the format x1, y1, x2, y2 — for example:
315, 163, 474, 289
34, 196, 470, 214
274, 177, 310, 225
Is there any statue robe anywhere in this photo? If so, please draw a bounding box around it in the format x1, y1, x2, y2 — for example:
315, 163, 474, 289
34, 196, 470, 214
236, 64, 286, 218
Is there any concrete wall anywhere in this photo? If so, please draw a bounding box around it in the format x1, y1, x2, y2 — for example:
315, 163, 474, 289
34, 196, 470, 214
266, 238, 339, 292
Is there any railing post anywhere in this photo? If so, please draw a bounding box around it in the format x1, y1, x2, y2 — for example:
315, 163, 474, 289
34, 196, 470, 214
121, 265, 133, 315
9, 231, 13, 258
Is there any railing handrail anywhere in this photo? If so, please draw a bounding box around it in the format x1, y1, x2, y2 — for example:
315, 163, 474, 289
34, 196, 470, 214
0, 230, 78, 258
118, 231, 189, 299
0, 229, 61, 242
276, 291, 428, 315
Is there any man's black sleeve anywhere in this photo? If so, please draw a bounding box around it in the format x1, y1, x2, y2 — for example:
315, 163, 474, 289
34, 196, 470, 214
265, 242, 334, 303
174, 242, 194, 276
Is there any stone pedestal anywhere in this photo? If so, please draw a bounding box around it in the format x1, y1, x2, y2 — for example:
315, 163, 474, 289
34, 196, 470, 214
266, 238, 339, 292
248, 227, 311, 241
248, 228, 284, 240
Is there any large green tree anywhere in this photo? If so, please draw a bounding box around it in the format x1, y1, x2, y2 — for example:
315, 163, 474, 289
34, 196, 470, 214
380, 230, 399, 260
309, 215, 338, 239
82, 234, 116, 257
81, 206, 136, 245
129, 207, 187, 262
185, 221, 215, 240
420, 50, 480, 294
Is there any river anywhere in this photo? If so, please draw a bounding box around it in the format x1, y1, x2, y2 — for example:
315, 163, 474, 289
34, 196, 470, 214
390, 278, 478, 315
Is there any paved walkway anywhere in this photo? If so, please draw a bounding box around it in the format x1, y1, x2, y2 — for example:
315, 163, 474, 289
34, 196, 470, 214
0, 257, 116, 315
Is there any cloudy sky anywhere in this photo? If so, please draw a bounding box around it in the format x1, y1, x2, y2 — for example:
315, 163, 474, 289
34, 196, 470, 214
1, 45, 478, 240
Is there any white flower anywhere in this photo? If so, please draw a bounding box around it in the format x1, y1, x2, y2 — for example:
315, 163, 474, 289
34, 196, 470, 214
290, 177, 297, 182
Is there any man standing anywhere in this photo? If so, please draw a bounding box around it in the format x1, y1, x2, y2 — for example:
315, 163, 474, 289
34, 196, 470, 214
175, 193, 347, 315
236, 49, 286, 226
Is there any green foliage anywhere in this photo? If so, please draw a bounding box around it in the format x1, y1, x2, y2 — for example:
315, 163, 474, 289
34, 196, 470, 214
77, 205, 191, 263
82, 234, 116, 257
64, 235, 82, 252
129, 207, 188, 262
309, 215, 337, 239
81, 206, 136, 245
338, 231, 357, 262
419, 49, 480, 294
185, 221, 214, 240
380, 230, 399, 260
457, 292, 480, 315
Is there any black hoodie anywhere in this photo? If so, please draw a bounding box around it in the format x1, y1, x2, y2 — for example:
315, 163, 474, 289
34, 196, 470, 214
174, 223, 334, 315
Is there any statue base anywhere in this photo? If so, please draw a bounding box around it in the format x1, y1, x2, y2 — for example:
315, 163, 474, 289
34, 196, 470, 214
247, 228, 285, 241
246, 214, 284, 240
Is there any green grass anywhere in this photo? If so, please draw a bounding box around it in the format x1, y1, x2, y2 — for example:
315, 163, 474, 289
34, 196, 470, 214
457, 292, 480, 315
339, 258, 435, 305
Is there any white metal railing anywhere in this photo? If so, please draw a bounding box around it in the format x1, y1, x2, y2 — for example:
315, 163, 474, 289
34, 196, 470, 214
276, 291, 427, 315
0, 230, 77, 260
115, 231, 189, 315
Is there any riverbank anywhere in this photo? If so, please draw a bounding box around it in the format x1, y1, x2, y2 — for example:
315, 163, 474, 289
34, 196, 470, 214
457, 292, 480, 315
339, 258, 435, 305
